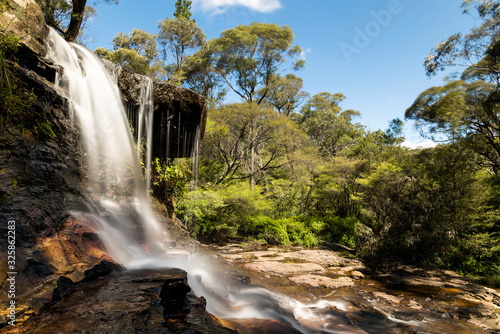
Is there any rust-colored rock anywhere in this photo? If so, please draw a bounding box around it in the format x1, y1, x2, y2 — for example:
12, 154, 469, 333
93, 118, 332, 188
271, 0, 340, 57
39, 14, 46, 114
37, 215, 115, 282
0, 0, 48, 57
217, 317, 303, 334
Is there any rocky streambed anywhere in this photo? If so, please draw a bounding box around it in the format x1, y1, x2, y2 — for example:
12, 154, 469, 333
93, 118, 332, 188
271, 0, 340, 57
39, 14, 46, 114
4, 241, 500, 334
213, 243, 500, 333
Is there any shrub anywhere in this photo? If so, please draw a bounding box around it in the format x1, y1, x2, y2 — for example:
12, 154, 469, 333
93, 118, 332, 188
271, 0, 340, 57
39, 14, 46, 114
176, 183, 273, 243
245, 215, 290, 245
299, 215, 359, 248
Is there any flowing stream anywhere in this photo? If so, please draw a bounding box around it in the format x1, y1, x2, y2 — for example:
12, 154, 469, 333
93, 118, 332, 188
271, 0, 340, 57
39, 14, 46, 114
44, 29, 494, 334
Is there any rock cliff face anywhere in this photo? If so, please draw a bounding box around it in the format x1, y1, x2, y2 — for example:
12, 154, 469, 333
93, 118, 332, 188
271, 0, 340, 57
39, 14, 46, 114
110, 63, 207, 160
0, 61, 117, 327
0, 0, 208, 329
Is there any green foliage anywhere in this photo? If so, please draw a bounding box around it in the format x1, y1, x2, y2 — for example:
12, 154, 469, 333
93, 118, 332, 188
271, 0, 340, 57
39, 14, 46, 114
95, 29, 163, 78
320, 216, 359, 248
245, 215, 290, 245
411, 1, 500, 173
424, 0, 500, 79
151, 158, 191, 209
113, 29, 158, 60
176, 178, 365, 248
176, 183, 272, 242
36, 115, 57, 139
300, 93, 364, 158
175, 187, 229, 240
258, 73, 309, 117
182, 49, 226, 101
174, 0, 194, 22
310, 157, 369, 218
0, 5, 50, 138
360, 143, 489, 267
157, 16, 206, 83
244, 215, 320, 247
202, 103, 307, 186
204, 22, 303, 103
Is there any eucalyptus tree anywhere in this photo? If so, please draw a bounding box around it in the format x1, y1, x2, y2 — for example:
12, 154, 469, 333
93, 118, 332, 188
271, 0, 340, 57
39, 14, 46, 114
157, 0, 205, 84
203, 22, 304, 104
300, 92, 364, 158
36, 0, 119, 42
257, 73, 309, 117
94, 29, 163, 78
406, 0, 500, 172
202, 103, 307, 187
182, 51, 227, 103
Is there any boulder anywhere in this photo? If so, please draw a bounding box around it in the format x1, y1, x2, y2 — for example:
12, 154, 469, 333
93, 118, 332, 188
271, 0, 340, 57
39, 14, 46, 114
0, 0, 48, 57
110, 63, 208, 160
14, 269, 240, 333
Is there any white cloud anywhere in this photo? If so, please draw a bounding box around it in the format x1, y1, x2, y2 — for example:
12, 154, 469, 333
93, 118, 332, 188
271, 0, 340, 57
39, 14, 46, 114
300, 48, 312, 60
193, 0, 282, 15
400, 139, 437, 149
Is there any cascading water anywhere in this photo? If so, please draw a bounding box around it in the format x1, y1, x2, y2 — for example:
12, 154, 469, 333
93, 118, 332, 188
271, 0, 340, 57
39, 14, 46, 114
47, 28, 164, 264
136, 77, 154, 192
45, 28, 386, 334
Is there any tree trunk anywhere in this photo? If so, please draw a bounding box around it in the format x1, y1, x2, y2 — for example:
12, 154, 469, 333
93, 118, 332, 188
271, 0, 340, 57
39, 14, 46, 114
250, 120, 256, 188
64, 0, 87, 42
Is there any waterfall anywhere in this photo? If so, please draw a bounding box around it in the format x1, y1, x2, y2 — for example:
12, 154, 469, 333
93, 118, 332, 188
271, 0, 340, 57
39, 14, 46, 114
136, 78, 154, 192
46, 28, 357, 334
47, 28, 164, 263
190, 126, 201, 183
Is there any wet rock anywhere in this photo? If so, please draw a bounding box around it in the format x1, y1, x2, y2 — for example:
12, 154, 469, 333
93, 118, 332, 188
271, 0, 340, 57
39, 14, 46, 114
351, 271, 365, 279
218, 318, 303, 334
0, 60, 108, 324
83, 260, 123, 280
372, 292, 405, 305
51, 276, 74, 301
290, 275, 355, 289
12, 269, 240, 334
244, 261, 325, 275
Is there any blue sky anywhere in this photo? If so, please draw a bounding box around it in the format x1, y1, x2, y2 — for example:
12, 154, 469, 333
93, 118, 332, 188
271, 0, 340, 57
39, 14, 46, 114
86, 0, 478, 147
